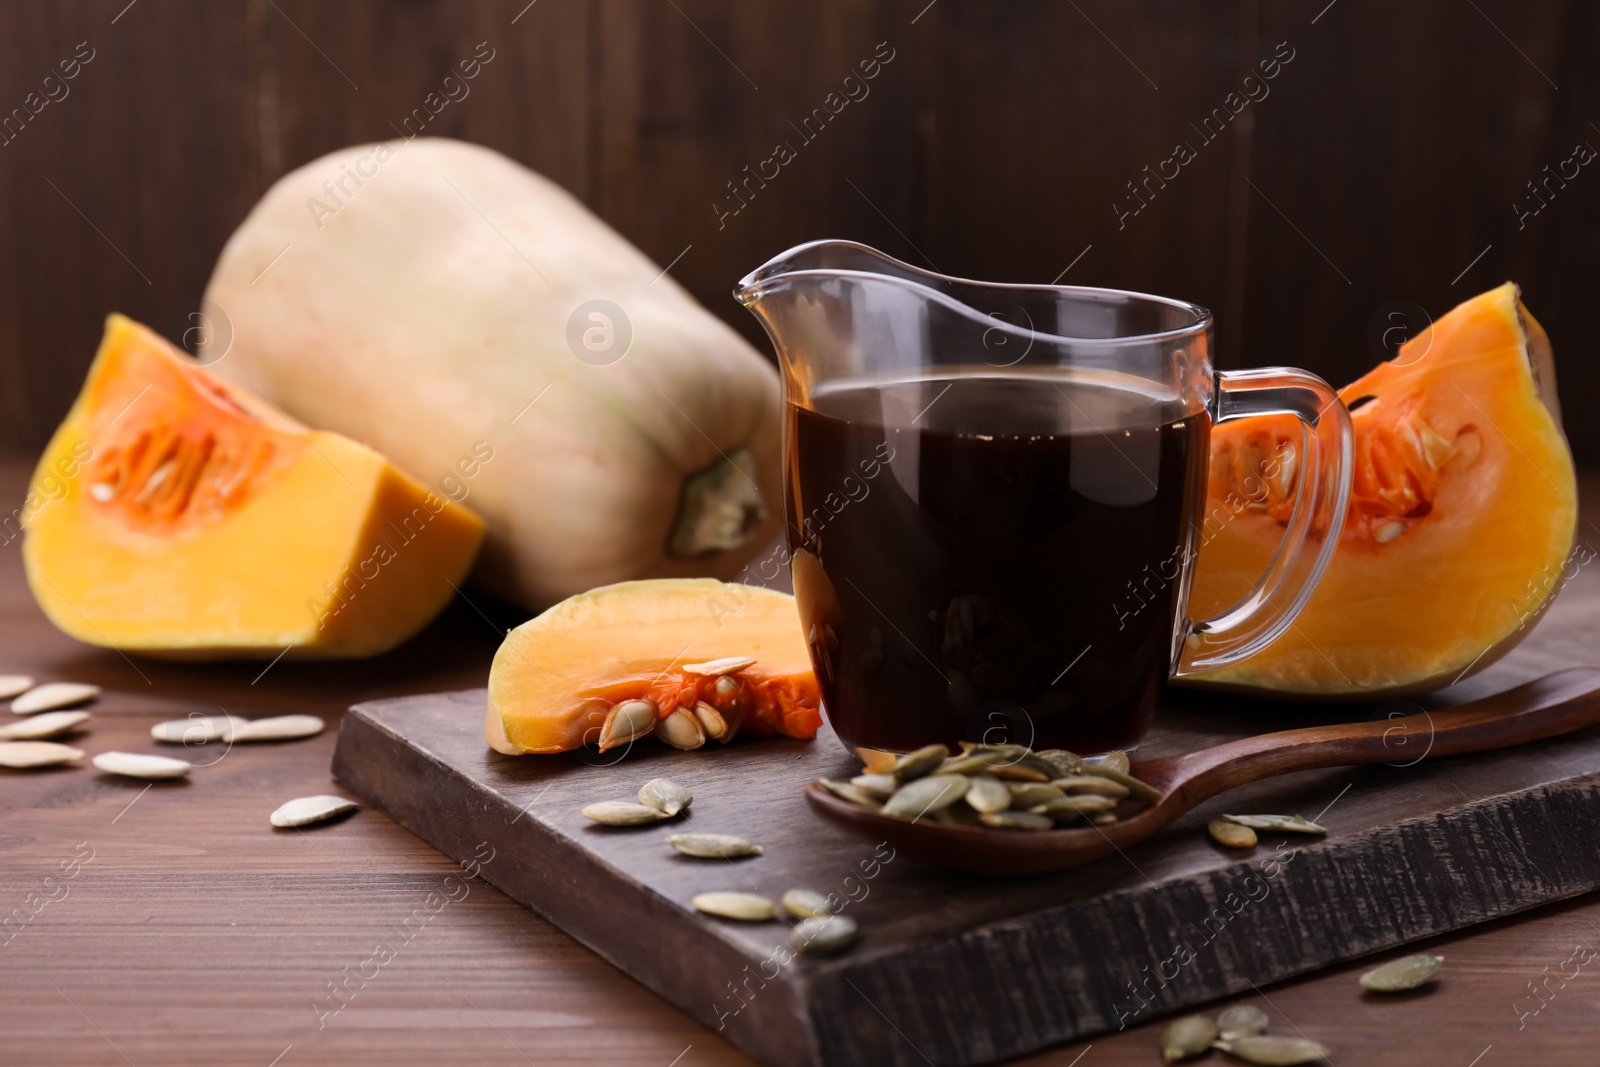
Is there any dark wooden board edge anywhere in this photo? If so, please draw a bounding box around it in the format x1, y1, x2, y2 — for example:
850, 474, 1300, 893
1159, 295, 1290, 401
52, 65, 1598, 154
334, 691, 1600, 1067
331, 693, 819, 1067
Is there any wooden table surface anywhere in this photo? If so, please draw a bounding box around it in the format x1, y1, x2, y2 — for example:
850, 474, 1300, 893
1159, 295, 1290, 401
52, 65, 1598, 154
3, 451, 1599, 1067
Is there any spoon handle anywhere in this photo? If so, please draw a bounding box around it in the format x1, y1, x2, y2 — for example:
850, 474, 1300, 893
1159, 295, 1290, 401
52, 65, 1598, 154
1145, 668, 1600, 809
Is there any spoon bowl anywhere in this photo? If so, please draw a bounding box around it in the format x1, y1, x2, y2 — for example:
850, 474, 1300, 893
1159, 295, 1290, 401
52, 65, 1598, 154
806, 668, 1600, 876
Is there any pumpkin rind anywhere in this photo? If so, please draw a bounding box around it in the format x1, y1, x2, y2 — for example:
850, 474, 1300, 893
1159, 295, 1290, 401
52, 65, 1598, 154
201, 138, 783, 612
22, 315, 486, 659
1183, 283, 1576, 697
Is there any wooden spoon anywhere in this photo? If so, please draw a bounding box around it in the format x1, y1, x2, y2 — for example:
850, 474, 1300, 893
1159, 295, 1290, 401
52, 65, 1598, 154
804, 668, 1600, 876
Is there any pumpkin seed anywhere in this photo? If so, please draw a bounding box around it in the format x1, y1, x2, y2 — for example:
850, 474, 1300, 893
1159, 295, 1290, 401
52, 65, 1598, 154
889, 744, 949, 781
988, 753, 1058, 781
780, 888, 834, 919
790, 915, 857, 955
965, 774, 1012, 813
599, 699, 657, 750
1081, 762, 1161, 802
0, 741, 84, 768
883, 774, 969, 818
849, 773, 898, 800
1222, 813, 1327, 834
937, 750, 1006, 775
1051, 774, 1129, 799
12, 682, 100, 715
979, 810, 1054, 830
1212, 1035, 1331, 1065
667, 832, 763, 858
0, 710, 89, 741
1033, 794, 1117, 817
1006, 782, 1066, 809
1359, 953, 1443, 992
682, 656, 756, 677
1209, 816, 1259, 849
1090, 811, 1118, 825
816, 778, 883, 809
582, 801, 669, 826
92, 751, 191, 779
638, 777, 692, 816
229, 714, 325, 742
150, 714, 246, 744
1217, 1004, 1270, 1039
692, 891, 775, 921
693, 701, 730, 741
1085, 750, 1131, 774
713, 675, 741, 699
1160, 1014, 1219, 1061
655, 708, 706, 750
1034, 748, 1083, 777
0, 675, 35, 700
270, 795, 359, 828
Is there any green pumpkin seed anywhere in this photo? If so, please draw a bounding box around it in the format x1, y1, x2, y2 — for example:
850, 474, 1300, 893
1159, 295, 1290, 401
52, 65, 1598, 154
1209, 816, 1258, 848
637, 778, 692, 817
1033, 794, 1117, 817
1212, 1035, 1331, 1065
965, 774, 1012, 813
1222, 813, 1327, 834
582, 801, 669, 826
1085, 750, 1130, 774
884, 774, 969, 818
692, 891, 775, 921
1160, 1014, 1219, 1061
1217, 1003, 1270, 1039
1050, 774, 1130, 798
790, 914, 857, 955
1006, 782, 1066, 809
666, 833, 763, 858
1080, 762, 1161, 802
849, 773, 898, 800
1034, 748, 1083, 777
937, 750, 1006, 775
979, 810, 1054, 830
816, 778, 883, 809
889, 744, 949, 781
1359, 953, 1443, 992
780, 888, 834, 919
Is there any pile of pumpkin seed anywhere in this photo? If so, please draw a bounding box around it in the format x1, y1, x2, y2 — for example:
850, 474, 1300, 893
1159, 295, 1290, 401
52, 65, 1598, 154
0, 673, 349, 828
1206, 813, 1327, 850
1160, 955, 1442, 1063
1161, 1004, 1328, 1065
815, 741, 1159, 830
579, 776, 856, 955
692, 888, 858, 957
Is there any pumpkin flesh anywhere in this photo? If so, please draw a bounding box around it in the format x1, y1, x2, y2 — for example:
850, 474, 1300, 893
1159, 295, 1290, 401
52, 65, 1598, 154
23, 315, 486, 658
1186, 283, 1576, 697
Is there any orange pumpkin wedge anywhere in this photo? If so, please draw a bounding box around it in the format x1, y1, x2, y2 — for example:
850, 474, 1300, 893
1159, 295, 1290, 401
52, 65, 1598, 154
487, 578, 821, 754
22, 314, 486, 658
1184, 283, 1576, 697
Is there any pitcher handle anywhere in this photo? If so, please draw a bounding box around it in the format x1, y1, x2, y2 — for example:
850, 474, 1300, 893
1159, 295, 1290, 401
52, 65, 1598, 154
1174, 368, 1354, 675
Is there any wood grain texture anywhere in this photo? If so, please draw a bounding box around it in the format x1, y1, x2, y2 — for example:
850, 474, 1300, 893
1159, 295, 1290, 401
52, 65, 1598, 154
333, 665, 1600, 1065
2, 1, 1598, 462
2, 455, 1600, 1066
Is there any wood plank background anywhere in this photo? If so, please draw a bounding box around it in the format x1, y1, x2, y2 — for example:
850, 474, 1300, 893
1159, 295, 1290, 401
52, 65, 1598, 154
0, 0, 1595, 458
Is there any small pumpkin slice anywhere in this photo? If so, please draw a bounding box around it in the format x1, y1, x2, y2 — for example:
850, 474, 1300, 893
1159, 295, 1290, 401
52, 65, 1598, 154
487, 578, 821, 754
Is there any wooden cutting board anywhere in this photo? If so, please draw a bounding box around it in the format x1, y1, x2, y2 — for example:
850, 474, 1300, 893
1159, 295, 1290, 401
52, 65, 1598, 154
332, 663, 1600, 1067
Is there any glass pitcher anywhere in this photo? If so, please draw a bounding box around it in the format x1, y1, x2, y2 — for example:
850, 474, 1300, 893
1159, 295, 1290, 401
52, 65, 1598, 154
736, 240, 1352, 754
